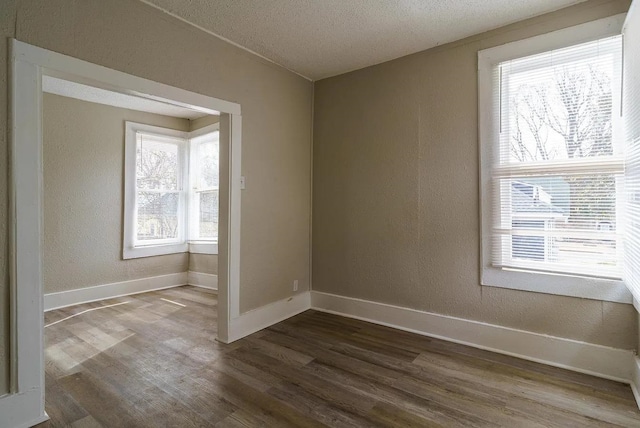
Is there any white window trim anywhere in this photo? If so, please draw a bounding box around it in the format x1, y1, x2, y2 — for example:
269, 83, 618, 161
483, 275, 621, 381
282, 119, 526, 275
189, 242, 219, 254
123, 121, 189, 259
478, 13, 632, 304
188, 123, 219, 255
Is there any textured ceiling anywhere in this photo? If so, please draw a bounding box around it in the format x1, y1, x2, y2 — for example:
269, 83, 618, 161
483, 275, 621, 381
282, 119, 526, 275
43, 76, 208, 119
141, 0, 587, 80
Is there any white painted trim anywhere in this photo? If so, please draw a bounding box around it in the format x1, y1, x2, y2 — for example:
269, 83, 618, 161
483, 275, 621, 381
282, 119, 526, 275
0, 390, 48, 428
227, 292, 311, 342
310, 291, 635, 383
187, 271, 218, 290
477, 14, 632, 303
479, 14, 625, 66
482, 270, 632, 304
228, 115, 242, 319
630, 356, 640, 410
622, 0, 637, 34
3, 39, 48, 426
123, 122, 190, 260
43, 273, 188, 311
9, 39, 242, 426
12, 40, 240, 116
189, 242, 218, 254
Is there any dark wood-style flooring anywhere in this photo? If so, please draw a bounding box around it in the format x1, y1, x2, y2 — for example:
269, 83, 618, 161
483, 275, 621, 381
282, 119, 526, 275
36, 286, 640, 427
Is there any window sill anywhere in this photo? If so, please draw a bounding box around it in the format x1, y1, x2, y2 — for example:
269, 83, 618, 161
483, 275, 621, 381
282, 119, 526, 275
123, 242, 188, 259
189, 242, 218, 255
481, 266, 632, 304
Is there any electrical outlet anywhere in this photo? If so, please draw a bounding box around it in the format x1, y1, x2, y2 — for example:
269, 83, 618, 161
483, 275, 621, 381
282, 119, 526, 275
293, 279, 299, 292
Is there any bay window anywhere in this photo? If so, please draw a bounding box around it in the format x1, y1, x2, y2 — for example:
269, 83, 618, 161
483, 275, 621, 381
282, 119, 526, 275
123, 122, 219, 259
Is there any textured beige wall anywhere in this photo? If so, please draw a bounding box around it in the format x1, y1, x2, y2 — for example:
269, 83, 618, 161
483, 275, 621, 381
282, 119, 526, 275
43, 93, 190, 293
190, 115, 220, 131
313, 0, 637, 350
189, 254, 218, 275
0, 0, 312, 394
44, 93, 220, 287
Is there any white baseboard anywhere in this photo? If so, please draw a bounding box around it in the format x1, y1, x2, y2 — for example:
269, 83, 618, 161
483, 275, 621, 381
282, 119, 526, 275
187, 271, 218, 291
44, 272, 188, 311
632, 355, 640, 409
310, 291, 635, 383
227, 292, 311, 343
0, 389, 48, 428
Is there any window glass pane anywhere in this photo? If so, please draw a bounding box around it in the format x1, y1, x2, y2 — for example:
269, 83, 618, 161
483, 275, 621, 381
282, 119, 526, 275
501, 37, 621, 163
496, 173, 620, 276
489, 36, 624, 280
199, 190, 218, 239
197, 133, 219, 189
137, 191, 179, 241
137, 136, 179, 190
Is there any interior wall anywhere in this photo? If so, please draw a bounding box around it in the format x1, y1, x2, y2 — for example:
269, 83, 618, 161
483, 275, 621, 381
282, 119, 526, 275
44, 93, 221, 288
313, 0, 637, 350
190, 115, 220, 131
189, 254, 218, 275
0, 0, 313, 395
43, 93, 189, 294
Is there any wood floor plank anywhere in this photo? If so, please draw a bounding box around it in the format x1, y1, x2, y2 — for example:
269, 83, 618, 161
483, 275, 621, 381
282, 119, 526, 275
267, 380, 381, 427
43, 374, 89, 427
213, 354, 283, 393
411, 352, 640, 426
228, 346, 378, 416
39, 287, 640, 427
367, 401, 445, 428
262, 329, 402, 384
200, 366, 327, 428
303, 359, 505, 428
56, 371, 148, 427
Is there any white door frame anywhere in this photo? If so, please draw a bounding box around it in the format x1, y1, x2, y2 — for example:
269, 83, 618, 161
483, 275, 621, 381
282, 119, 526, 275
2, 39, 242, 427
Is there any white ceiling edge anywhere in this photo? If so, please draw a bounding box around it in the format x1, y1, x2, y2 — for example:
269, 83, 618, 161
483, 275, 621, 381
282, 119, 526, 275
138, 0, 313, 82
43, 76, 211, 120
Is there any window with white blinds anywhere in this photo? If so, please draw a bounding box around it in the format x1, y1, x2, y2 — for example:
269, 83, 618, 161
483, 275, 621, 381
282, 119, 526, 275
495, 36, 623, 279
623, 3, 640, 302
479, 15, 632, 303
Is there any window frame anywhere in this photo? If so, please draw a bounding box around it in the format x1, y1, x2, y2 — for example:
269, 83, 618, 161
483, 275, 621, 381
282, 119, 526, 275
123, 121, 189, 259
478, 14, 632, 304
188, 123, 220, 255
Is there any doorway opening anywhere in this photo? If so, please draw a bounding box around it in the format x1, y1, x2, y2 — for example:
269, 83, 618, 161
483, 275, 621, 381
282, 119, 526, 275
9, 39, 242, 423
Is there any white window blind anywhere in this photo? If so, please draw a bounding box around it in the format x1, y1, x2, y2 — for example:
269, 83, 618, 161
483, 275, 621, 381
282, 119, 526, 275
623, 4, 640, 301
491, 35, 624, 279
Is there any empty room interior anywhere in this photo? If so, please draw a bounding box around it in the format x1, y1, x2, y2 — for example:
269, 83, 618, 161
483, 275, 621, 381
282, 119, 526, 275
3, 0, 640, 426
